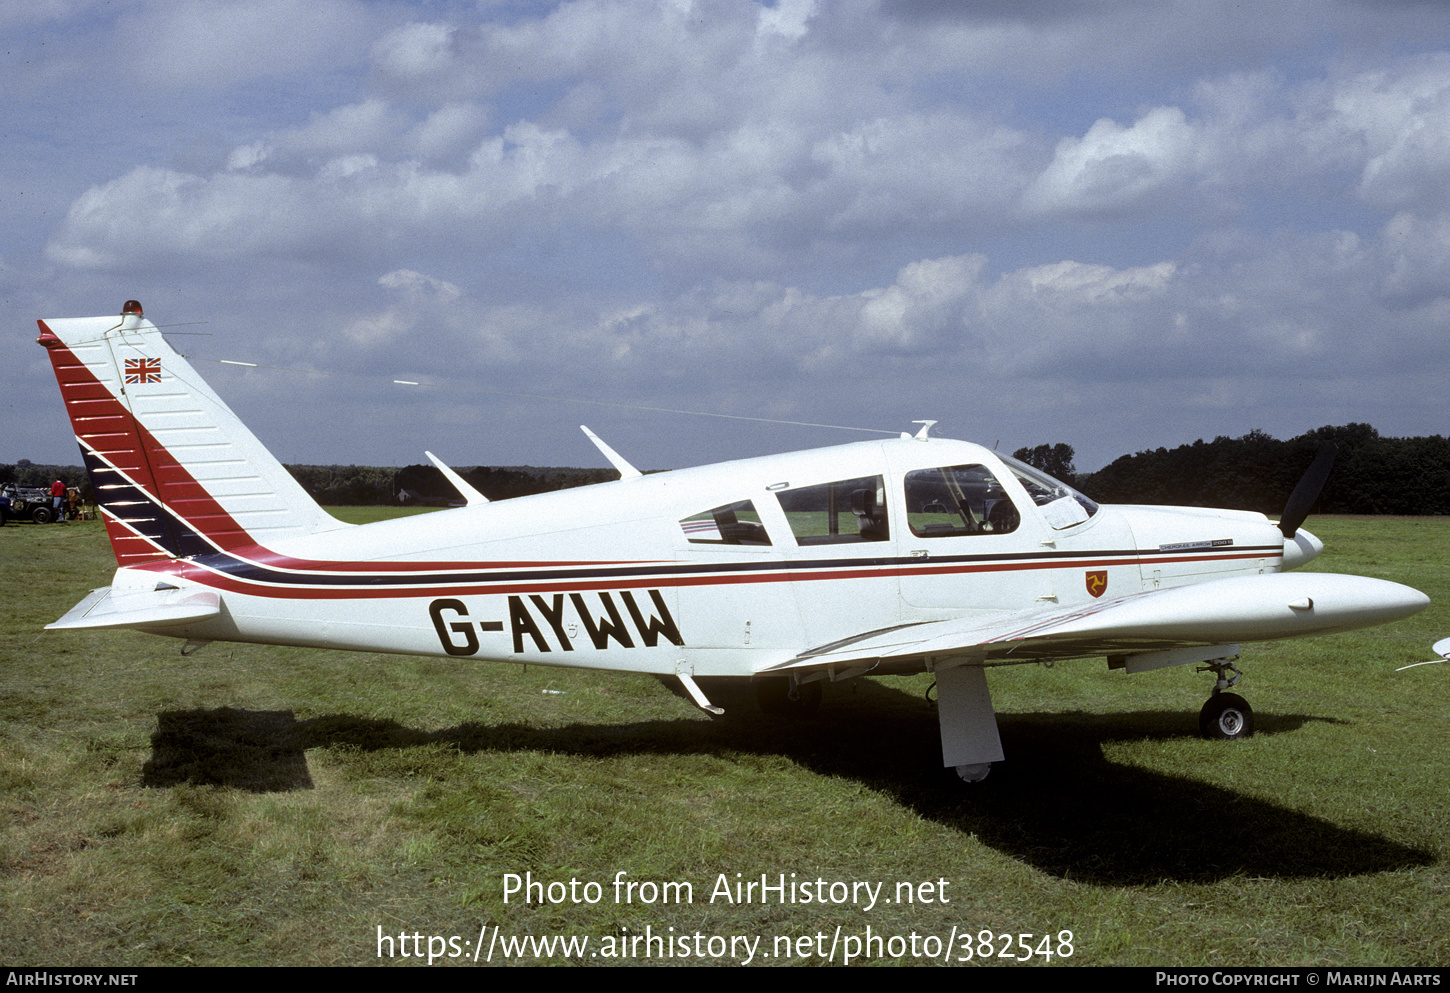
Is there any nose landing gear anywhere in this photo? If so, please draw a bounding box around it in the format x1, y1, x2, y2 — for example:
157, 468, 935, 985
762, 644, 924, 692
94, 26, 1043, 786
1196, 658, 1255, 741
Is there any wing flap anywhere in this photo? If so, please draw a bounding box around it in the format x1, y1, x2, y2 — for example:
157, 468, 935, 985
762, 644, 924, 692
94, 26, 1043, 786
765, 572, 1429, 673
47, 586, 222, 631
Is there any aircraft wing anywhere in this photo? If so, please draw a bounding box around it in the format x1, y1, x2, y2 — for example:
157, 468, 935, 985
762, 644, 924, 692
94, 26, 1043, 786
764, 572, 1428, 674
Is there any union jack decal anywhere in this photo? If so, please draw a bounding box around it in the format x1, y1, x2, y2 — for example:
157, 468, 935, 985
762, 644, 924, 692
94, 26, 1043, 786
124, 358, 161, 384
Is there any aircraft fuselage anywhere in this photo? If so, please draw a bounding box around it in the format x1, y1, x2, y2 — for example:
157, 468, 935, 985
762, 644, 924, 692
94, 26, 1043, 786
97, 436, 1302, 676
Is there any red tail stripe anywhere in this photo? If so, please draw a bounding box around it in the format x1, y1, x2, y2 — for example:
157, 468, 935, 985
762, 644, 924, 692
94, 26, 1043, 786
41, 328, 255, 561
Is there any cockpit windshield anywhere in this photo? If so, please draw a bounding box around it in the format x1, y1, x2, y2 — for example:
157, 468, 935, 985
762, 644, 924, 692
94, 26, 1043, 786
998, 454, 1099, 530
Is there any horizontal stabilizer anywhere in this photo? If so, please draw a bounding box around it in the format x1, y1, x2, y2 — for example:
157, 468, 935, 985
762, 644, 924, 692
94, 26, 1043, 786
47, 586, 222, 631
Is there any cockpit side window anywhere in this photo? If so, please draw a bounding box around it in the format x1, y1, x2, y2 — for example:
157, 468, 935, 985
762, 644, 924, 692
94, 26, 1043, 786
775, 475, 889, 544
679, 500, 772, 545
904, 465, 1020, 537
998, 454, 1099, 530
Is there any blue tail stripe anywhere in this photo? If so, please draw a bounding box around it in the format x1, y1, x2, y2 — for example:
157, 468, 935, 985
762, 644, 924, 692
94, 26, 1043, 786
80, 446, 214, 559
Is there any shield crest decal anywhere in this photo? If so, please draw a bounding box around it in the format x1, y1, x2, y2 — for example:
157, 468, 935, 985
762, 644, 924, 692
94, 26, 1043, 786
1086, 570, 1108, 598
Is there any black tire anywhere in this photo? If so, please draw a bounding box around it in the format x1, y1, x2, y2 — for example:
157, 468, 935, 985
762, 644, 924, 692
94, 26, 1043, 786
31, 506, 52, 525
955, 763, 992, 783
1199, 693, 1254, 740
754, 677, 821, 717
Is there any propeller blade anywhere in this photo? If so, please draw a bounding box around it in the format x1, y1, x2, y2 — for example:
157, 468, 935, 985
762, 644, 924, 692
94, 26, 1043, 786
1279, 443, 1337, 538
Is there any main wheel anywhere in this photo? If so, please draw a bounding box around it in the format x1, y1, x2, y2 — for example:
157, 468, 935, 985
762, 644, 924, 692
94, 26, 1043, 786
31, 506, 52, 525
1199, 693, 1254, 740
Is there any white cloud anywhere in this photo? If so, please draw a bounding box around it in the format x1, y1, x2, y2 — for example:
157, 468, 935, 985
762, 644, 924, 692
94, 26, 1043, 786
227, 143, 271, 171
372, 21, 457, 81
1338, 58, 1450, 209
1025, 107, 1199, 214
810, 113, 1032, 229
46, 166, 314, 267
1378, 211, 1450, 302
379, 268, 462, 302
1010, 260, 1177, 303
341, 269, 465, 349
406, 103, 492, 163
18, 0, 1450, 470
855, 255, 985, 350
279, 101, 407, 161
757, 0, 816, 41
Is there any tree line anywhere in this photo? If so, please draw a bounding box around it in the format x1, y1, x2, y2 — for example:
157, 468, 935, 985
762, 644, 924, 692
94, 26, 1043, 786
1022, 424, 1450, 516
0, 461, 616, 507
282, 463, 619, 505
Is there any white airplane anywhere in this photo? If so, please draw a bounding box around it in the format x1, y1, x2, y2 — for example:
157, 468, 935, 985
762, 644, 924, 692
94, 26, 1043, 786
37, 302, 1432, 781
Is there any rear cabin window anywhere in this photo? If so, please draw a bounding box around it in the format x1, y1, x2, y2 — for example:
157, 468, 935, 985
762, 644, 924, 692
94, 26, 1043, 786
679, 500, 772, 545
774, 475, 889, 544
904, 465, 1020, 537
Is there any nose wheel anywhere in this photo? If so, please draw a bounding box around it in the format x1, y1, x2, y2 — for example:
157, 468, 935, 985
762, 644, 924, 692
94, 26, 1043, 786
1195, 658, 1254, 741
1199, 692, 1254, 740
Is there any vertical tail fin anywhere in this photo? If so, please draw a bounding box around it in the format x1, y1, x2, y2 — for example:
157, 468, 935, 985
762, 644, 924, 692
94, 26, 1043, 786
38, 301, 346, 566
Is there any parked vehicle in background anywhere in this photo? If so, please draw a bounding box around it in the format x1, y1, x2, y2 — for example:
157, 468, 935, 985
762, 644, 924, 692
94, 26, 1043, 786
0, 484, 61, 523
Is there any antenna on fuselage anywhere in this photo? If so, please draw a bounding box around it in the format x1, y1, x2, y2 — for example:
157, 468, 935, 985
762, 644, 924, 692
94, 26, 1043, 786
424, 452, 489, 506
580, 425, 643, 479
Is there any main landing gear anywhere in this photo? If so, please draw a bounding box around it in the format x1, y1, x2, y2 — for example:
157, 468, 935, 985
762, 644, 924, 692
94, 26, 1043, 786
755, 675, 821, 717
1196, 658, 1254, 741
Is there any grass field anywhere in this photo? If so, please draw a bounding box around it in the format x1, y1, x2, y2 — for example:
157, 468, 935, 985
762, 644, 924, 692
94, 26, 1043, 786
1, 513, 1446, 966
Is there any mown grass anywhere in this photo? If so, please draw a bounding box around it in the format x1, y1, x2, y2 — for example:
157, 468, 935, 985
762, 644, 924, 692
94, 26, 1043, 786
0, 513, 1446, 966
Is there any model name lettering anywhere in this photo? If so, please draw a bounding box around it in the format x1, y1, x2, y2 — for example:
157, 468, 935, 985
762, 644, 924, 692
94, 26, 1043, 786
1159, 538, 1235, 551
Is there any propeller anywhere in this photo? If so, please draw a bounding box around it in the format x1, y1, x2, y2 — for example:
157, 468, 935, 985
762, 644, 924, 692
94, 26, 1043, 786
1278, 443, 1337, 538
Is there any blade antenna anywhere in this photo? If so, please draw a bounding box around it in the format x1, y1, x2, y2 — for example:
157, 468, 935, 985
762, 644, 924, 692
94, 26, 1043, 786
580, 425, 642, 479
425, 452, 489, 506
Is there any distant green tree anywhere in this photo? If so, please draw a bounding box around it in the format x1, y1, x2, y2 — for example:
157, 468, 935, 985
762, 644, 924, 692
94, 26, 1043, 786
284, 465, 397, 506
1012, 443, 1076, 481
1, 462, 88, 492
1075, 424, 1450, 515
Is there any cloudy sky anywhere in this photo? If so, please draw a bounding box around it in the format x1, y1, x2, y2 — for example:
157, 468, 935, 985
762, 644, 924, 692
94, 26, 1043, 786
7, 0, 1450, 477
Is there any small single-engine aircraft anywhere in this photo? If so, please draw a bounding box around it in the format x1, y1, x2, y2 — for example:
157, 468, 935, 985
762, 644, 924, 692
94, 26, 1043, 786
38, 302, 1431, 781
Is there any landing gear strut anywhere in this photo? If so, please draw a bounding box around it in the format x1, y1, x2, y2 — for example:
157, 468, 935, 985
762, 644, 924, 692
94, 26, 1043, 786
755, 675, 821, 717
1196, 658, 1254, 741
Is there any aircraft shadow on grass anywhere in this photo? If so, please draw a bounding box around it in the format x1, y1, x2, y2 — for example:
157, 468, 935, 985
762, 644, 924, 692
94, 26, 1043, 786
141, 678, 1432, 887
